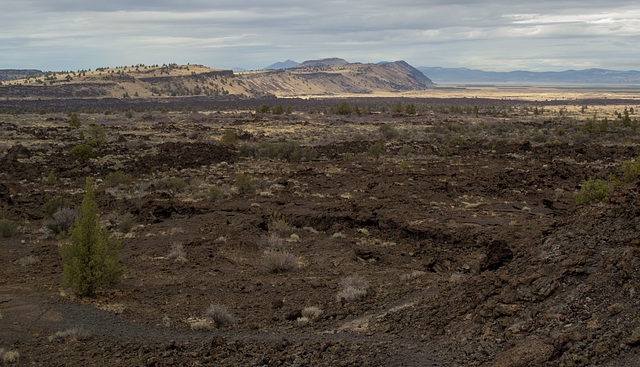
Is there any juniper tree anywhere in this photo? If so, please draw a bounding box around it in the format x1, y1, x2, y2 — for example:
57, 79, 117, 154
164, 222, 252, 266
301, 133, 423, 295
60, 178, 125, 296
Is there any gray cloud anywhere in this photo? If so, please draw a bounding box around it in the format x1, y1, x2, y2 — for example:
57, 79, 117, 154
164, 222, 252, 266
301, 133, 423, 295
2, 1, 640, 71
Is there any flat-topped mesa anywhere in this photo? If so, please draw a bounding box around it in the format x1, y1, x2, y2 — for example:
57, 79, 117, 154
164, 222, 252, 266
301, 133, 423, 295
296, 58, 350, 68
236, 58, 433, 96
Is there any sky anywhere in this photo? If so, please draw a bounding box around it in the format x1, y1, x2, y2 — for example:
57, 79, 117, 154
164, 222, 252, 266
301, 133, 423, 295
2, 0, 640, 72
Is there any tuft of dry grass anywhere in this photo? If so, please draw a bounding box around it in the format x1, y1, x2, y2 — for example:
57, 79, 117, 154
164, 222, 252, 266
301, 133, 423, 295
260, 234, 288, 251
400, 270, 426, 282
16, 255, 41, 266
162, 314, 172, 327
205, 303, 236, 328
0, 348, 20, 363
264, 248, 298, 273
301, 306, 323, 321
336, 274, 370, 303
167, 243, 187, 264
190, 319, 212, 331
49, 327, 91, 342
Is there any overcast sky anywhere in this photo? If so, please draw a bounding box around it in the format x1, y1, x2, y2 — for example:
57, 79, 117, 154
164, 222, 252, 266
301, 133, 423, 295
2, 0, 640, 72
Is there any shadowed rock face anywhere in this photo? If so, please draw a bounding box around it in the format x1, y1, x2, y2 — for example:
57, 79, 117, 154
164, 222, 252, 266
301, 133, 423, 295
481, 239, 514, 271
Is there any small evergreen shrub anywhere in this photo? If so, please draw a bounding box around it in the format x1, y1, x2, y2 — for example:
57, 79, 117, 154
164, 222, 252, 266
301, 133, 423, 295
272, 105, 284, 115
69, 113, 82, 127
219, 130, 238, 147
235, 174, 255, 194
575, 178, 611, 204
87, 125, 107, 146
336, 101, 352, 115
44, 196, 67, 218
47, 170, 57, 184
118, 213, 135, 234
71, 144, 93, 163
620, 156, 640, 184
405, 103, 416, 115
368, 141, 385, 158
59, 179, 125, 297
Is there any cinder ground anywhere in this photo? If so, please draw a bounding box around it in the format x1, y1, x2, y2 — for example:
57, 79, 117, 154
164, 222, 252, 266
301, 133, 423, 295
3, 96, 640, 366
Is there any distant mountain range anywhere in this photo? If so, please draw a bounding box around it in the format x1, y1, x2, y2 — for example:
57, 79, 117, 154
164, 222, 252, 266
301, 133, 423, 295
418, 66, 640, 85
263, 60, 300, 70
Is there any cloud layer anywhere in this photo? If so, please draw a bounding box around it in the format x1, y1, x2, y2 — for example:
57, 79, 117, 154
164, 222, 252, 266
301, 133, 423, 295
2, 1, 640, 71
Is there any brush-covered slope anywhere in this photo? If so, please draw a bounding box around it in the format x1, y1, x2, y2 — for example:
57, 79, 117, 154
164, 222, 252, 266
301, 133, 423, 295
0, 60, 433, 99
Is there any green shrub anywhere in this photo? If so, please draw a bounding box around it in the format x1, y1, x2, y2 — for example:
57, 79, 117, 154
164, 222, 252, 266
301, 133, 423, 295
0, 219, 18, 237
368, 141, 385, 158
104, 171, 132, 188
87, 125, 107, 146
336, 101, 352, 115
352, 133, 367, 142
447, 135, 464, 147
158, 177, 185, 195
258, 104, 270, 114
575, 178, 611, 205
44, 196, 67, 218
440, 146, 454, 156
235, 174, 255, 194
405, 103, 416, 115
379, 124, 399, 140
219, 130, 238, 147
71, 144, 93, 163
272, 105, 284, 115
69, 113, 82, 127
208, 185, 224, 200
47, 170, 56, 184
118, 213, 135, 234
392, 101, 403, 114
59, 179, 125, 297
620, 156, 640, 184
